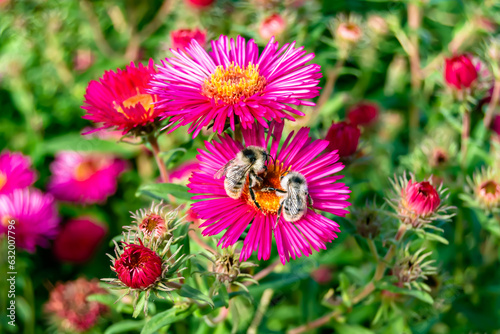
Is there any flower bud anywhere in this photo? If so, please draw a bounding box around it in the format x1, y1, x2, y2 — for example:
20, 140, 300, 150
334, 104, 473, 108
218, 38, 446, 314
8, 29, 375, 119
403, 180, 441, 216
170, 28, 206, 51
444, 54, 478, 90
113, 243, 163, 289
336, 22, 362, 44
325, 121, 360, 158
347, 101, 379, 127
259, 14, 286, 40
393, 247, 437, 290
311, 265, 333, 284
53, 218, 107, 264
129, 201, 182, 240
73, 49, 95, 72
185, 0, 214, 9
466, 167, 500, 211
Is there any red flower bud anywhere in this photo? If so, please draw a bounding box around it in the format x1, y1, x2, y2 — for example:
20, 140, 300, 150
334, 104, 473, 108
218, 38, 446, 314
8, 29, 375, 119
347, 102, 379, 127
325, 121, 360, 157
113, 243, 163, 289
170, 28, 206, 51
53, 218, 107, 264
185, 0, 214, 9
491, 115, 500, 136
403, 180, 440, 216
444, 54, 478, 90
259, 14, 286, 40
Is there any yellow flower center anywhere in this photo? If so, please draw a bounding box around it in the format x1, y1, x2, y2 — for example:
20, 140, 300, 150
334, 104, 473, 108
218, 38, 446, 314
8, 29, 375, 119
243, 162, 289, 215
74, 160, 99, 181
114, 93, 155, 119
0, 172, 6, 191
202, 62, 266, 105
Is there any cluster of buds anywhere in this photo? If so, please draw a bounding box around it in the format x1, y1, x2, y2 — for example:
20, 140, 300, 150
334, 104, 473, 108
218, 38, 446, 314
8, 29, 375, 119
44, 278, 108, 333
102, 202, 189, 315
393, 246, 437, 291
199, 243, 257, 289
463, 167, 500, 212
388, 173, 455, 230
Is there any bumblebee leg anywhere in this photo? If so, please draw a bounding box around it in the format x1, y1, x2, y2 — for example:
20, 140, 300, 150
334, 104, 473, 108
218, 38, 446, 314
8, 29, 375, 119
261, 187, 287, 194
307, 193, 314, 206
249, 188, 261, 210
274, 202, 283, 229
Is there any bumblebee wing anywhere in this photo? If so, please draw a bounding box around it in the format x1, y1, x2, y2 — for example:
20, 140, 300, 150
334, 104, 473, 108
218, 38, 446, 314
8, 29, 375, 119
224, 164, 252, 190
215, 159, 234, 179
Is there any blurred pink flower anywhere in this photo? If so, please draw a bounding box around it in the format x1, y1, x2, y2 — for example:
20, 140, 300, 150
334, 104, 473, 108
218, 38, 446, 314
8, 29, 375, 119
170, 160, 200, 184
53, 218, 107, 264
170, 28, 206, 51
188, 121, 350, 264
0, 151, 37, 195
73, 49, 95, 72
259, 14, 286, 40
0, 188, 59, 252
152, 35, 321, 137
325, 121, 360, 157
44, 278, 108, 332
82, 60, 166, 136
347, 101, 379, 127
48, 151, 127, 204
444, 54, 478, 90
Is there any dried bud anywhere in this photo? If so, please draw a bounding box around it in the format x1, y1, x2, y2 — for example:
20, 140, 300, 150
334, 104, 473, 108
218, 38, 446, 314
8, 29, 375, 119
351, 205, 382, 239
53, 218, 107, 264
259, 14, 286, 40
44, 278, 108, 333
347, 101, 379, 127
444, 54, 478, 90
393, 246, 437, 290
430, 148, 449, 168
170, 28, 206, 51
325, 121, 360, 158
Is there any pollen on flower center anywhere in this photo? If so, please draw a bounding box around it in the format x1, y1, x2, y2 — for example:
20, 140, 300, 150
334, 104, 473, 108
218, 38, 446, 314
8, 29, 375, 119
140, 214, 165, 236
243, 162, 287, 214
74, 161, 99, 182
0, 172, 6, 190
479, 180, 500, 198
114, 93, 155, 119
202, 62, 266, 105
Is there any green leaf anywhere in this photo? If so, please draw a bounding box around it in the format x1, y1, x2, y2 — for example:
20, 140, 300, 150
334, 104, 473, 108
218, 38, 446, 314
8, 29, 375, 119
375, 282, 434, 304
141, 307, 194, 334
136, 183, 193, 201
159, 148, 187, 167
133, 293, 146, 318
333, 323, 376, 334
178, 285, 214, 308
87, 293, 118, 307
105, 320, 146, 334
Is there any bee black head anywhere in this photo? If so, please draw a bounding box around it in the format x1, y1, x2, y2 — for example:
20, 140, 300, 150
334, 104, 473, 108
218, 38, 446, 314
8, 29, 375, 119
242, 148, 257, 163
291, 176, 304, 184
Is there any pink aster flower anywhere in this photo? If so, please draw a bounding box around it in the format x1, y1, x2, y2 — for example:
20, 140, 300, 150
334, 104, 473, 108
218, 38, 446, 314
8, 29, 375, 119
0, 151, 37, 195
152, 35, 322, 137
188, 121, 350, 264
0, 188, 59, 252
48, 151, 127, 204
82, 59, 166, 136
